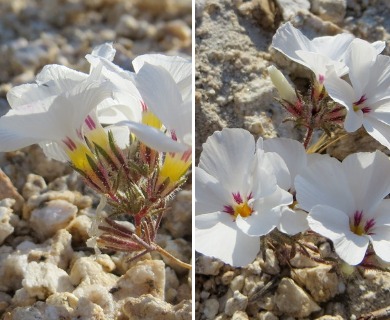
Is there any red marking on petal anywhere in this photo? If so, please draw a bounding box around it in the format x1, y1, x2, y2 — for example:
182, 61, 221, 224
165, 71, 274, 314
223, 205, 234, 215
232, 192, 243, 204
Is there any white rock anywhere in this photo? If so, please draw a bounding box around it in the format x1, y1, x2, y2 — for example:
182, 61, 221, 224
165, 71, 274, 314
164, 190, 191, 238
232, 311, 249, 320
195, 255, 224, 275
230, 275, 245, 292
275, 278, 321, 317
69, 256, 118, 288
113, 260, 165, 301
73, 284, 115, 317
12, 288, 37, 307
0, 249, 28, 291
203, 298, 219, 319
27, 229, 73, 269
72, 297, 106, 320
23, 261, 74, 299
292, 265, 339, 302
258, 248, 280, 275
29, 199, 77, 239
225, 291, 248, 316
0, 206, 14, 244
22, 173, 47, 199
67, 214, 92, 244
311, 0, 346, 23
274, 0, 310, 20
122, 294, 192, 320
45, 292, 78, 317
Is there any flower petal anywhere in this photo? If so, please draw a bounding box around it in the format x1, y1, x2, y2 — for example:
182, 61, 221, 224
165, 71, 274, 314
342, 151, 390, 214
135, 63, 183, 135
263, 137, 307, 187
237, 187, 292, 236
132, 54, 191, 100
370, 225, 390, 262
295, 155, 355, 213
199, 128, 256, 193
363, 115, 390, 150
195, 221, 260, 267
278, 207, 309, 235
115, 120, 187, 153
308, 205, 369, 265
195, 167, 230, 215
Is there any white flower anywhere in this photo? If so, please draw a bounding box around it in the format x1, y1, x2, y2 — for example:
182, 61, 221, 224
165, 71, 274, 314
295, 151, 390, 265
89, 44, 191, 153
133, 54, 192, 149
262, 137, 309, 235
272, 22, 384, 84
195, 128, 291, 266
0, 77, 113, 175
324, 38, 390, 149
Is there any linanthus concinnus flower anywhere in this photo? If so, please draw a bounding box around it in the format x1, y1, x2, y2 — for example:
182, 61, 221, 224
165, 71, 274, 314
271, 22, 384, 91
295, 151, 390, 266
195, 128, 291, 267
324, 38, 390, 150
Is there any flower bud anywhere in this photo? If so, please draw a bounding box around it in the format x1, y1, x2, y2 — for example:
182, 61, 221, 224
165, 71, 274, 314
267, 65, 298, 105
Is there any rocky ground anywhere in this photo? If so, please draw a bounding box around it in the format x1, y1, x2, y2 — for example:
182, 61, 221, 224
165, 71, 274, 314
195, 0, 390, 319
0, 0, 192, 319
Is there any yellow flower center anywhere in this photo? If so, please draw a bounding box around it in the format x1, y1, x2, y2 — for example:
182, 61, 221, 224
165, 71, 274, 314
234, 202, 252, 218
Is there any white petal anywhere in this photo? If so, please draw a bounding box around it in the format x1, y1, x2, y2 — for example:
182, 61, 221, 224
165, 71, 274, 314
278, 207, 309, 235
295, 155, 355, 213
324, 66, 355, 110
346, 39, 377, 95
135, 63, 183, 134
271, 22, 313, 67
308, 205, 369, 265
199, 128, 256, 193
371, 199, 390, 226
195, 222, 260, 267
263, 137, 307, 185
132, 54, 191, 86
364, 55, 390, 103
344, 109, 363, 132
296, 50, 346, 80
115, 120, 187, 153
237, 187, 292, 236
363, 116, 390, 149
262, 151, 290, 191
311, 33, 355, 61
91, 43, 116, 61
39, 141, 69, 162
195, 167, 230, 215
370, 226, 390, 262
371, 40, 386, 54
36, 64, 87, 89
342, 151, 390, 214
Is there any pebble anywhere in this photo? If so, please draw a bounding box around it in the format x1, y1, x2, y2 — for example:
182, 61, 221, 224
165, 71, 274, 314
275, 278, 321, 318
164, 190, 192, 238
203, 298, 219, 319
225, 291, 248, 316
113, 260, 166, 300
29, 199, 78, 240
292, 265, 340, 303
311, 0, 347, 24
22, 261, 74, 300
274, 0, 310, 20
69, 256, 119, 288
0, 169, 24, 212
122, 294, 192, 320
0, 206, 14, 244
196, 255, 224, 275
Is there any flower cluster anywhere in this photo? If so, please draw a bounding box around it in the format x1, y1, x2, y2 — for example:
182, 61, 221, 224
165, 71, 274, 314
0, 43, 192, 269
196, 22, 390, 269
